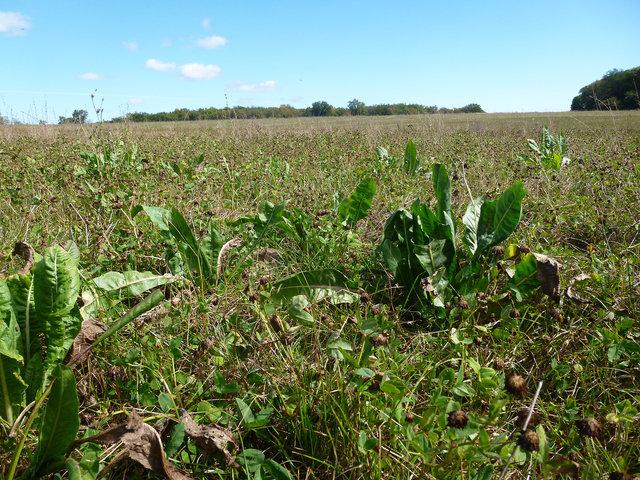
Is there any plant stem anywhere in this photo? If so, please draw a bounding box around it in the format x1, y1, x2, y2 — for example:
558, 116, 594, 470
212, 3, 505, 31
6, 381, 54, 480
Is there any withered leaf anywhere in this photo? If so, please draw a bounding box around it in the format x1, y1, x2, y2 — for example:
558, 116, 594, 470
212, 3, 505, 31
534, 253, 561, 300
74, 412, 192, 480
12, 241, 34, 274
68, 318, 107, 364
179, 409, 238, 467
216, 237, 242, 280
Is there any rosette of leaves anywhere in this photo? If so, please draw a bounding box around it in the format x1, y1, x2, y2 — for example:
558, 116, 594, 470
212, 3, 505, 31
379, 162, 526, 311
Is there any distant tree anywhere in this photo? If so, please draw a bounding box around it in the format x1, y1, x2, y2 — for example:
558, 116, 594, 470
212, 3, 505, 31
571, 66, 640, 110
347, 98, 366, 116
310, 101, 334, 117
457, 103, 484, 113
58, 109, 89, 124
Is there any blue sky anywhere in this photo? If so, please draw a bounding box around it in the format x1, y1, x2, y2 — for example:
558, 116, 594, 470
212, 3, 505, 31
1, 0, 639, 122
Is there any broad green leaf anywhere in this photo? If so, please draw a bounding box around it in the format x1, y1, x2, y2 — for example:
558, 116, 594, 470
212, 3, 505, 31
403, 140, 419, 174
33, 245, 80, 377
236, 398, 256, 425
263, 459, 293, 480
491, 181, 525, 247
6, 273, 38, 363
509, 253, 540, 296
92, 271, 175, 298
411, 200, 439, 241
380, 239, 401, 277
0, 280, 26, 423
472, 466, 493, 480
475, 199, 496, 254
432, 164, 452, 226
168, 208, 211, 283
287, 295, 314, 326
270, 270, 358, 305
140, 205, 171, 232
414, 239, 447, 275
237, 448, 265, 473
462, 197, 484, 254
23, 365, 79, 479
165, 423, 186, 457
338, 177, 376, 226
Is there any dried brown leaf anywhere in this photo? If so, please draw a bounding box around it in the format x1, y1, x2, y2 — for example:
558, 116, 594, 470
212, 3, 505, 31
12, 241, 34, 274
68, 318, 107, 364
534, 253, 561, 300
180, 409, 238, 467
74, 412, 192, 480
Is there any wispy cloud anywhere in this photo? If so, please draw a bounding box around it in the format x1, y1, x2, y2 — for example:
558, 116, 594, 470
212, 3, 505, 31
0, 11, 31, 36
161, 38, 172, 48
123, 41, 138, 51
79, 72, 103, 81
128, 97, 144, 105
196, 35, 227, 49
145, 58, 176, 72
229, 80, 277, 93
201, 18, 210, 29
180, 63, 221, 80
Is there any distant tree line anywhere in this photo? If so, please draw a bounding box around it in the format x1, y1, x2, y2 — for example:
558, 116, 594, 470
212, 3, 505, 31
571, 67, 640, 111
111, 101, 484, 122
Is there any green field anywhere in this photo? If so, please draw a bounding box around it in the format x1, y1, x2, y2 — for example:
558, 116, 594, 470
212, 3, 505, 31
1, 112, 639, 479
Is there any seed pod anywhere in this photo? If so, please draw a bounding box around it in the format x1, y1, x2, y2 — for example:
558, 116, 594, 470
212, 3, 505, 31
505, 373, 527, 397
447, 410, 468, 428
515, 408, 541, 429
360, 291, 371, 304
511, 308, 521, 318
576, 418, 601, 437
405, 411, 415, 423
518, 429, 539, 451
258, 276, 269, 287
493, 245, 505, 256
494, 357, 506, 370
518, 245, 531, 254
371, 304, 382, 316
457, 298, 469, 309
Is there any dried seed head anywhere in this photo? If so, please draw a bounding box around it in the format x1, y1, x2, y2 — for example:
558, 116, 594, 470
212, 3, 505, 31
371, 304, 382, 316
370, 332, 390, 347
258, 276, 269, 287
505, 373, 527, 397
269, 315, 283, 333
518, 429, 539, 451
447, 410, 468, 428
576, 418, 602, 437
494, 357, 506, 370
457, 298, 469, 309
493, 245, 505, 256
360, 291, 371, 304
405, 411, 415, 423
248, 293, 258, 303
512, 308, 521, 319
518, 245, 531, 254
516, 408, 541, 429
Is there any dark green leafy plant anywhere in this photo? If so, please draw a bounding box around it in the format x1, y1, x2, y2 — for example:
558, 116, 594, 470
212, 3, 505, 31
337, 177, 376, 227
0, 244, 164, 480
519, 126, 570, 171
379, 162, 526, 311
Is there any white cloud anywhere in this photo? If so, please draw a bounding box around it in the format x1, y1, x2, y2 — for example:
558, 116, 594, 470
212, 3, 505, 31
196, 35, 227, 49
123, 41, 138, 51
230, 80, 277, 93
79, 72, 103, 80
128, 97, 143, 105
0, 11, 31, 36
180, 63, 221, 80
145, 58, 176, 72
201, 18, 210, 29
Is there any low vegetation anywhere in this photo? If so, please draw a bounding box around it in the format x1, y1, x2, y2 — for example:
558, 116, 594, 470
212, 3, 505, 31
1, 112, 639, 479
